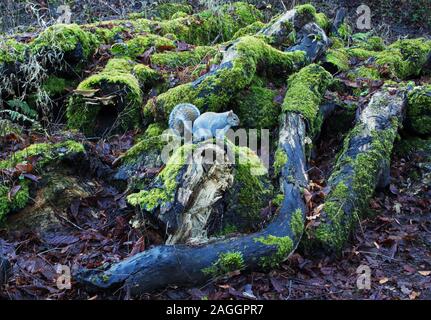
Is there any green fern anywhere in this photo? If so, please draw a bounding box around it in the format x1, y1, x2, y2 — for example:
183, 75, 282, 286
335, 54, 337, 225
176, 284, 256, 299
0, 109, 37, 124
6, 99, 38, 119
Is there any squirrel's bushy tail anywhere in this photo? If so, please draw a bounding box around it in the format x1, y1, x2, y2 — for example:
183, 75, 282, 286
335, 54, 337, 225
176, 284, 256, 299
169, 103, 201, 136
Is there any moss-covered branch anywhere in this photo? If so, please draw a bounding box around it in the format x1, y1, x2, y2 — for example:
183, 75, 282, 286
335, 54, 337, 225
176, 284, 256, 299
309, 86, 407, 252
144, 35, 306, 121
86, 2, 263, 46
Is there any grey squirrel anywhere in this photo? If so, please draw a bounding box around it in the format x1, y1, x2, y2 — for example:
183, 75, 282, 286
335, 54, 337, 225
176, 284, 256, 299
169, 103, 240, 141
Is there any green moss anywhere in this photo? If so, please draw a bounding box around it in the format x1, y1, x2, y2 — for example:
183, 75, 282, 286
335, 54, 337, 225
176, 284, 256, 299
273, 193, 285, 207
232, 21, 266, 39
291, 208, 304, 237
221, 141, 272, 232
85, 21, 145, 44
347, 48, 377, 60
132, 64, 160, 84
84, 2, 262, 47
350, 39, 431, 79
385, 38, 431, 79
355, 35, 386, 51
151, 46, 218, 68
330, 37, 345, 49
0, 181, 30, 221
348, 66, 381, 81
295, 4, 317, 16
42, 76, 71, 96
254, 235, 293, 268
232, 144, 270, 215
0, 38, 27, 63
128, 4, 191, 21
127, 188, 168, 211
313, 182, 350, 250
127, 143, 195, 210
67, 58, 142, 135
315, 12, 330, 31
145, 36, 306, 119
406, 85, 431, 135
314, 123, 399, 251
337, 23, 352, 41
122, 123, 166, 164
30, 24, 98, 59
273, 148, 288, 176
0, 140, 84, 220
171, 11, 189, 20
202, 251, 245, 276
111, 34, 175, 59
157, 2, 263, 45
324, 48, 350, 72
234, 84, 279, 132
0, 140, 85, 170
282, 64, 333, 136
150, 2, 193, 20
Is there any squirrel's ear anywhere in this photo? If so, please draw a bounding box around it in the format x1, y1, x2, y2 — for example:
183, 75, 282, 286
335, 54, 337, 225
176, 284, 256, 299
228, 110, 233, 116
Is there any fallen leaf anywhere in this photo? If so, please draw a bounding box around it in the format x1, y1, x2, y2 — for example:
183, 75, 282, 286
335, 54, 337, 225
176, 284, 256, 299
403, 265, 416, 273
218, 284, 230, 289
418, 271, 431, 276
400, 285, 411, 295
43, 234, 80, 246
23, 173, 40, 182
15, 162, 33, 173
8, 185, 21, 200
409, 291, 420, 300
130, 236, 146, 256
379, 277, 389, 284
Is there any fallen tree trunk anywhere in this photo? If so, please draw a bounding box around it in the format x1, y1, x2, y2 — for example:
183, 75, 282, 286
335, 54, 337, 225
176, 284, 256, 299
75, 8, 333, 294
308, 85, 407, 252
76, 63, 333, 295
75, 117, 308, 294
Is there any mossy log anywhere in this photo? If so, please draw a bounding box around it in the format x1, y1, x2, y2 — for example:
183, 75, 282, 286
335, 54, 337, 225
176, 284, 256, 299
86, 2, 263, 46
406, 85, 431, 136
75, 63, 333, 296
144, 7, 330, 122
347, 38, 431, 80
309, 86, 407, 252
67, 58, 160, 135
76, 121, 306, 293
126, 140, 272, 242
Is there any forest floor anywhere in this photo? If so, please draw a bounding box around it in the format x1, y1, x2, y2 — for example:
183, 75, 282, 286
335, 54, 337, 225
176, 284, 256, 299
0, 1, 430, 300
1, 106, 430, 300
152, 136, 431, 300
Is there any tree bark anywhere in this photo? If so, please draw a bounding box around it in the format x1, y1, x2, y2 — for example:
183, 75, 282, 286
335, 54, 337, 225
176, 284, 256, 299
75, 112, 309, 295
309, 86, 407, 252
75, 62, 333, 298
